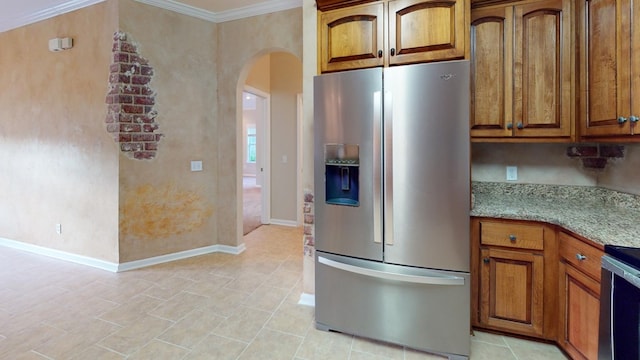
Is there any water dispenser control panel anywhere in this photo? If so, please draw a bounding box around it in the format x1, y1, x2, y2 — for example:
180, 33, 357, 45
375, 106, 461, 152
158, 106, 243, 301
324, 144, 359, 206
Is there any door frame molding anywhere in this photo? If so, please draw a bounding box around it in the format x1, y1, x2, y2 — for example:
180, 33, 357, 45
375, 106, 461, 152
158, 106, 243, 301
243, 85, 271, 224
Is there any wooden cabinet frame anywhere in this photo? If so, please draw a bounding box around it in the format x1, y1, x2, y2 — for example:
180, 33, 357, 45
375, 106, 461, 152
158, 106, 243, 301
317, 0, 469, 72
471, 217, 559, 340
470, 0, 574, 142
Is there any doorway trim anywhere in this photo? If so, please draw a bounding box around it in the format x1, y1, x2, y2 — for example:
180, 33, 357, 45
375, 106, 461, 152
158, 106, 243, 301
243, 85, 271, 225
297, 93, 303, 225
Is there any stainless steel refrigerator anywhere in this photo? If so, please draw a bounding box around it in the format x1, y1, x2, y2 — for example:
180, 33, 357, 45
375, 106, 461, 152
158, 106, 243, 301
314, 60, 470, 360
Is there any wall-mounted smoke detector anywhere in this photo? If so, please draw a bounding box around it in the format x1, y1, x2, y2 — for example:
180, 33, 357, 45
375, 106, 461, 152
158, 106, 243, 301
48, 37, 73, 52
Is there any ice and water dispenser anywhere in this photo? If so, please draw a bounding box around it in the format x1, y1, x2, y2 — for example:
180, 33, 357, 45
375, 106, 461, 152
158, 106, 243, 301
324, 144, 359, 206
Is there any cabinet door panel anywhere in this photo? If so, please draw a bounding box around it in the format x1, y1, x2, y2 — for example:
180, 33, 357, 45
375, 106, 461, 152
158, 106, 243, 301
480, 248, 544, 336
580, 0, 631, 136
559, 262, 600, 360
470, 7, 513, 137
514, 0, 571, 137
389, 0, 466, 65
320, 3, 385, 72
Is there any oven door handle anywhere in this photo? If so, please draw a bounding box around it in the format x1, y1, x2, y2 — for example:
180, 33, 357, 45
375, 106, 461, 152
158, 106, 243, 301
603, 255, 640, 289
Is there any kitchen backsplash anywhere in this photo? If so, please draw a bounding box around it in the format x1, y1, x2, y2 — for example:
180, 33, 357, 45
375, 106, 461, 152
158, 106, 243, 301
472, 143, 640, 196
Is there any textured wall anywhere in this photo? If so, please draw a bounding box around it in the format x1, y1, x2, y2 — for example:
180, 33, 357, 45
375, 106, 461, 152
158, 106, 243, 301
0, 1, 120, 261
471, 143, 640, 195
118, 0, 218, 262
217, 8, 303, 247
270, 52, 302, 223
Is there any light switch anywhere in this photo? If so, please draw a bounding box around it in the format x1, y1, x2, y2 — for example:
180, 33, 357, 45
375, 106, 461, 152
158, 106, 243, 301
191, 160, 203, 172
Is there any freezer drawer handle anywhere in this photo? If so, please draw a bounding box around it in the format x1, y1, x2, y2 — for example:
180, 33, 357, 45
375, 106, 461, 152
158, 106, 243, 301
318, 256, 465, 286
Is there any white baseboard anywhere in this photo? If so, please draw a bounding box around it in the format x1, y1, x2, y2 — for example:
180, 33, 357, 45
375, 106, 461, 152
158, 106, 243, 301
0, 237, 246, 273
0, 237, 119, 272
298, 292, 315, 307
270, 219, 299, 227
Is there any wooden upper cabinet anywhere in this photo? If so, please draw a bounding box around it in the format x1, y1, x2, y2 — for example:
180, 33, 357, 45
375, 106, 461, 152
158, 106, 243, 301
470, 6, 512, 137
319, 3, 385, 73
514, 0, 572, 137
317, 0, 469, 72
388, 0, 467, 65
470, 0, 573, 141
578, 0, 640, 138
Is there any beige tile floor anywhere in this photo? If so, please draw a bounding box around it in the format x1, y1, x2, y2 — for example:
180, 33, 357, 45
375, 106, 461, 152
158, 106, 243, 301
0, 225, 568, 359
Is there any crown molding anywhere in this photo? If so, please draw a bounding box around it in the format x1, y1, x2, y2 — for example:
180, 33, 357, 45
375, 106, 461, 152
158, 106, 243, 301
134, 0, 303, 23
0, 0, 105, 33
0, 0, 303, 34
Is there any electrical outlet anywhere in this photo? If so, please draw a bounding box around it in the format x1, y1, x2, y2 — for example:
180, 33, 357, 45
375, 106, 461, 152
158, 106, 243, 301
190, 160, 203, 172
56, 223, 62, 235
506, 166, 518, 181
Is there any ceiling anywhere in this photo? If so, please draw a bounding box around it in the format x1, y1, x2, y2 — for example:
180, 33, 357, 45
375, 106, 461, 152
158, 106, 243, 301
0, 0, 302, 33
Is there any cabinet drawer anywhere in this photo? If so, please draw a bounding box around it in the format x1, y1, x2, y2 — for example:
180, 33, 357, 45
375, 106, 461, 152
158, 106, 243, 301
480, 221, 544, 250
559, 232, 603, 282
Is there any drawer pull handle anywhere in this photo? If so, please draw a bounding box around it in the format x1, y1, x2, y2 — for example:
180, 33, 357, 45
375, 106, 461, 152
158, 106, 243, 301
509, 234, 517, 242
483, 258, 490, 264
576, 254, 587, 261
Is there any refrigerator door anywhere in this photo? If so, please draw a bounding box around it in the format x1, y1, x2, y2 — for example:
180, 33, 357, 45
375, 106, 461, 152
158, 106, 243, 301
383, 61, 470, 272
314, 68, 384, 261
316, 251, 471, 358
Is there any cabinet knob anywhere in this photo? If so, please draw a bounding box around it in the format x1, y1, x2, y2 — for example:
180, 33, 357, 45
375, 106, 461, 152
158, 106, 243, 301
378, 50, 383, 58
618, 116, 628, 124
507, 123, 513, 130
483, 258, 490, 264
630, 115, 639, 123
517, 122, 524, 129
390, 48, 396, 56
576, 253, 587, 261
509, 234, 517, 242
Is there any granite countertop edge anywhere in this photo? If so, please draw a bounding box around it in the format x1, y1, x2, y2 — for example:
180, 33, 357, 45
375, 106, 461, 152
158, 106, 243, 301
471, 182, 640, 248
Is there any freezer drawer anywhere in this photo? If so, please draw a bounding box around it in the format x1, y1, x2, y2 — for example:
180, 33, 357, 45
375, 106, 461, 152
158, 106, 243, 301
315, 252, 470, 359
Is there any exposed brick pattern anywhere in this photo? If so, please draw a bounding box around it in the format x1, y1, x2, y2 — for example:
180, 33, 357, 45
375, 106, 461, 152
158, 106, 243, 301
303, 190, 315, 257
106, 32, 162, 160
567, 144, 625, 170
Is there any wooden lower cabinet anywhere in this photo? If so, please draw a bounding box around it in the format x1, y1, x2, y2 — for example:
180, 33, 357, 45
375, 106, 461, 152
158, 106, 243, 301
473, 219, 605, 359
471, 218, 558, 340
480, 247, 545, 336
558, 232, 603, 360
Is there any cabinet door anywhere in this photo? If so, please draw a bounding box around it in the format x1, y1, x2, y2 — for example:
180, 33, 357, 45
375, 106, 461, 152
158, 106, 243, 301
513, 0, 572, 138
559, 262, 600, 360
470, 6, 513, 138
480, 247, 544, 336
388, 0, 467, 65
579, 0, 632, 137
319, 3, 385, 72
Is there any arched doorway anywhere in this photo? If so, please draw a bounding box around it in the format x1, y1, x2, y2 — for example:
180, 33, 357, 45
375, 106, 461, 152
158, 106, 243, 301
238, 51, 303, 236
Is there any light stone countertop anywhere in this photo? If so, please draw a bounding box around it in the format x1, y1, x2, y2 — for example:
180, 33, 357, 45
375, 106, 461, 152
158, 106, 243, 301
470, 182, 640, 248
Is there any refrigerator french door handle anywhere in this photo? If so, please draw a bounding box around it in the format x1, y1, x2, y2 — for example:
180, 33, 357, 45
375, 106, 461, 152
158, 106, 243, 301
384, 90, 394, 246
373, 91, 382, 244
318, 256, 465, 286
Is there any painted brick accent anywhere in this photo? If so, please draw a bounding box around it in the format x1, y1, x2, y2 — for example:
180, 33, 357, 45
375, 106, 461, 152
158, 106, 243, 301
599, 145, 625, 158
105, 32, 162, 160
566, 144, 626, 170
566, 145, 598, 158
303, 189, 315, 258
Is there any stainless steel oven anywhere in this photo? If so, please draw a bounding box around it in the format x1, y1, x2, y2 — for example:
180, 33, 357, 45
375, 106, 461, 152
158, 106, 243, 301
599, 245, 640, 359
